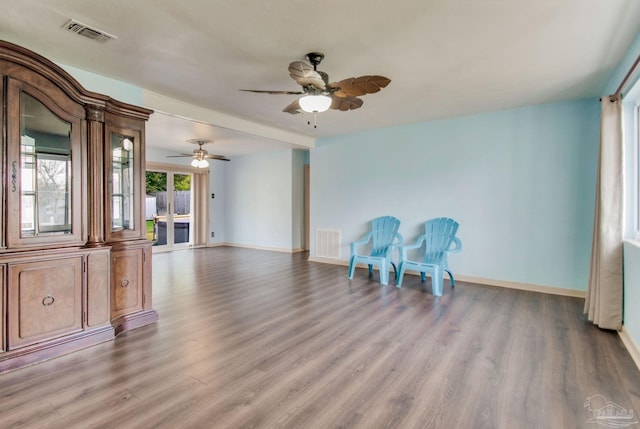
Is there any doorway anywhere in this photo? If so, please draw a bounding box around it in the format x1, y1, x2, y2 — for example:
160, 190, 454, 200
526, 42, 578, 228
146, 169, 193, 251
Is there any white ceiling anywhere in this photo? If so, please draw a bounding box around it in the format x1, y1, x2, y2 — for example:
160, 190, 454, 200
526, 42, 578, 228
1, 0, 639, 158
146, 111, 303, 158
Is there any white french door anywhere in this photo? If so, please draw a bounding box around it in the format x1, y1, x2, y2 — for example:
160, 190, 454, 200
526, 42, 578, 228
146, 164, 209, 252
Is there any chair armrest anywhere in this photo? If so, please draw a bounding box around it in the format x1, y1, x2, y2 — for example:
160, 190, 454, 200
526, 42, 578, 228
447, 237, 462, 254
389, 232, 404, 250
387, 233, 404, 263
350, 233, 373, 256
400, 235, 425, 260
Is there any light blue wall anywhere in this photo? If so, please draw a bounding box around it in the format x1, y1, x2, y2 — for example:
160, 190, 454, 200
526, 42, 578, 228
209, 160, 227, 245
311, 99, 599, 290
292, 150, 307, 251
61, 64, 144, 106
224, 150, 297, 251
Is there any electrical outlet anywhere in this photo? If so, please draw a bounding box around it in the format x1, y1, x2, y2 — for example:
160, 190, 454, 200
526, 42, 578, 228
211, 232, 215, 238
211, 193, 215, 199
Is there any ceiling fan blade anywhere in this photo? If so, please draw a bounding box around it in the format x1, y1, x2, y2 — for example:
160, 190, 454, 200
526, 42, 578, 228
283, 99, 302, 115
330, 95, 363, 111
167, 153, 196, 157
240, 89, 304, 95
329, 75, 391, 97
288, 61, 325, 90
204, 154, 230, 161
317, 70, 330, 87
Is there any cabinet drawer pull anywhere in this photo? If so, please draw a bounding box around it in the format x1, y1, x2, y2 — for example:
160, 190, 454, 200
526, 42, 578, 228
120, 278, 130, 288
42, 295, 55, 306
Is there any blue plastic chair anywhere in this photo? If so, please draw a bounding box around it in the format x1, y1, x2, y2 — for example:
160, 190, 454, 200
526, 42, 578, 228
396, 218, 462, 296
348, 216, 403, 285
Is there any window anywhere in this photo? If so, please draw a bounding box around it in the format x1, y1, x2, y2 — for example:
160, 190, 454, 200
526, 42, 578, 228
635, 102, 640, 239
619, 72, 640, 241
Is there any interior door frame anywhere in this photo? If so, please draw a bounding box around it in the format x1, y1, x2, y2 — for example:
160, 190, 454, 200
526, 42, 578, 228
304, 164, 310, 251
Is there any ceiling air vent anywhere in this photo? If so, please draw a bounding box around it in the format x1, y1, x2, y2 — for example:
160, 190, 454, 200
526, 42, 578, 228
62, 19, 117, 43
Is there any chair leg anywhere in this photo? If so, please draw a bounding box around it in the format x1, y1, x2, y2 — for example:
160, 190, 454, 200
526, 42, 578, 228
368, 264, 373, 276
420, 272, 426, 282
390, 262, 398, 281
379, 262, 389, 285
396, 263, 406, 288
348, 257, 357, 280
432, 268, 443, 296
445, 269, 455, 288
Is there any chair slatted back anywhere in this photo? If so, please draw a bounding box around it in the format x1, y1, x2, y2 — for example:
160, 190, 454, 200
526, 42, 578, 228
423, 218, 459, 264
370, 216, 401, 257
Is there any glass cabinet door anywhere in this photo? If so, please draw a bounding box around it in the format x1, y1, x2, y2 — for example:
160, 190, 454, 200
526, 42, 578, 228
105, 121, 144, 242
111, 133, 135, 232
20, 93, 73, 236
6, 78, 84, 248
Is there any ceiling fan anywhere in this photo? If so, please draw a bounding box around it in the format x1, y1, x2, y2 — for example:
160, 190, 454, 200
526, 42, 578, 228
167, 139, 230, 168
241, 52, 391, 117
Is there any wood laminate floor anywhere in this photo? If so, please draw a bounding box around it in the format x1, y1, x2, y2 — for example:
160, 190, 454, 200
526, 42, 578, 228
1, 247, 639, 429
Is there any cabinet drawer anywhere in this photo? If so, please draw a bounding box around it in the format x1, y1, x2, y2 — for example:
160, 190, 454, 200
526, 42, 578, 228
8, 257, 83, 349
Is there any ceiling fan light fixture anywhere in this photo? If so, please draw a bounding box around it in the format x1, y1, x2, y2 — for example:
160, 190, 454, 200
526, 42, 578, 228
299, 95, 331, 113
191, 158, 209, 168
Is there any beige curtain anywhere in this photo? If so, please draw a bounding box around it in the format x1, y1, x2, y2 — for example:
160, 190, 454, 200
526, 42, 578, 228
584, 95, 623, 330
191, 170, 210, 246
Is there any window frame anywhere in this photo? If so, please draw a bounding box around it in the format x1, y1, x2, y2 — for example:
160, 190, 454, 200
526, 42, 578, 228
635, 102, 640, 240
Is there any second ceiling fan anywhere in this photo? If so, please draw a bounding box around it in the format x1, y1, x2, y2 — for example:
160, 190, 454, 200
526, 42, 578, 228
241, 52, 391, 115
167, 139, 229, 168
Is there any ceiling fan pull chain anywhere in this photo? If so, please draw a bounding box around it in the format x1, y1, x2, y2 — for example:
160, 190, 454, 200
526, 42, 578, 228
307, 112, 318, 128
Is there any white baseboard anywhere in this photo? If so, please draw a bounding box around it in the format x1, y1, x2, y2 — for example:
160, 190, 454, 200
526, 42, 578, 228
455, 275, 586, 298
619, 328, 640, 372
307, 256, 586, 298
210, 242, 303, 254
309, 256, 351, 266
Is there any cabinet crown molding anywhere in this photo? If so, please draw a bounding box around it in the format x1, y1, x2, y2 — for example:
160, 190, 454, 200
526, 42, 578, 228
0, 40, 153, 120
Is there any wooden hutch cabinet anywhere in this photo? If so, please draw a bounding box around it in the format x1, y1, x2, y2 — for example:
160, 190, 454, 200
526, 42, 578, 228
0, 40, 157, 373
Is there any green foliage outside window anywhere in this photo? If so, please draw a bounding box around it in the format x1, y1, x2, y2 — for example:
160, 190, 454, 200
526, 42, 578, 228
145, 172, 191, 192
174, 174, 191, 191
